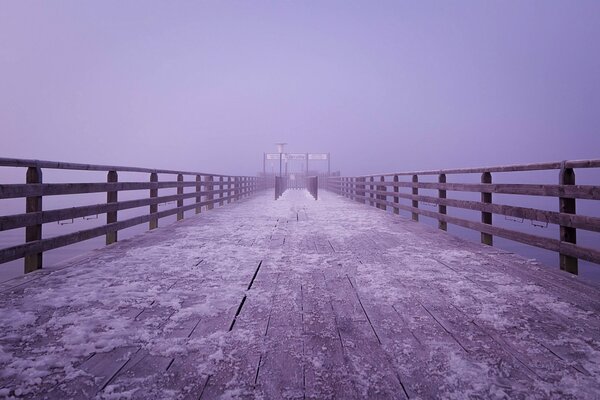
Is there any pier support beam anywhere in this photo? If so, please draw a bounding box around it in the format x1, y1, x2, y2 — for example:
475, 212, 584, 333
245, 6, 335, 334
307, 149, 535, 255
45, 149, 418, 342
24, 166, 42, 273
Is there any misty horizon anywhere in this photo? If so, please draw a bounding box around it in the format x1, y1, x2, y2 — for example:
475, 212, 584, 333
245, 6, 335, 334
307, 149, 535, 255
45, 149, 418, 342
2, 1, 599, 176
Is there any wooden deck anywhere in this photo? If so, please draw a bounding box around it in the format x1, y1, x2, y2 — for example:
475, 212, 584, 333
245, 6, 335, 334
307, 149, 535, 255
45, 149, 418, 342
1, 190, 600, 399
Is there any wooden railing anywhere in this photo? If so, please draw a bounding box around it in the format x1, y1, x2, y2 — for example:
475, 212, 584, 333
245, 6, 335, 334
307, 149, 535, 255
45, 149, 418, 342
326, 159, 600, 275
0, 158, 265, 273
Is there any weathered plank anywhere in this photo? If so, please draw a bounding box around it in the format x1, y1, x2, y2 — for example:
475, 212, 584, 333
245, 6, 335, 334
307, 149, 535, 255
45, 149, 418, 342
1, 190, 600, 399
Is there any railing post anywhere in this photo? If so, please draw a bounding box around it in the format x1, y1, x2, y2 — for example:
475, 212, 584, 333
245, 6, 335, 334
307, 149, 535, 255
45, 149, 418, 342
379, 176, 387, 211
559, 165, 577, 274
481, 172, 493, 245
228, 177, 233, 204
207, 176, 214, 210
369, 177, 375, 207
359, 177, 366, 204
219, 176, 224, 206
393, 175, 399, 215
234, 177, 239, 201
177, 174, 184, 221
150, 172, 158, 230
24, 166, 43, 273
438, 174, 447, 231
412, 174, 419, 221
195, 175, 202, 214
106, 170, 118, 245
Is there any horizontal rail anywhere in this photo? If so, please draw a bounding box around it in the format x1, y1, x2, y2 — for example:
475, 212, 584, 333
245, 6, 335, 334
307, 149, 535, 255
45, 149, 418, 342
327, 158, 600, 276
349, 158, 600, 177
0, 157, 241, 177
328, 180, 600, 200
0, 180, 257, 199
0, 186, 256, 231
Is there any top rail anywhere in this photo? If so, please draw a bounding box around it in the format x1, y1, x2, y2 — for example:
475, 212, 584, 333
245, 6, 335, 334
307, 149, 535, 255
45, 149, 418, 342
0, 157, 238, 177
356, 159, 600, 178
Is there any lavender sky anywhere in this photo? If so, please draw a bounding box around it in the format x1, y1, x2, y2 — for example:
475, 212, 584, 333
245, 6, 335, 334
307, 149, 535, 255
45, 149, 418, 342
1, 1, 599, 176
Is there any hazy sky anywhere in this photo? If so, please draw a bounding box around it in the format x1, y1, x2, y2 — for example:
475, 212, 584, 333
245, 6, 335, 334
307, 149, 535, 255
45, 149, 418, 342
1, 1, 599, 176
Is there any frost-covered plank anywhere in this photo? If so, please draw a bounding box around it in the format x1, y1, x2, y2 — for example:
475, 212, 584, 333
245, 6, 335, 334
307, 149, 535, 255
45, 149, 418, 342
1, 189, 600, 399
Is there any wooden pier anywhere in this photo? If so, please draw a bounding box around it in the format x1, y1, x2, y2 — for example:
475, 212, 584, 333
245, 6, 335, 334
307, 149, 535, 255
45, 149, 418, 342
1, 157, 600, 399
1, 189, 600, 399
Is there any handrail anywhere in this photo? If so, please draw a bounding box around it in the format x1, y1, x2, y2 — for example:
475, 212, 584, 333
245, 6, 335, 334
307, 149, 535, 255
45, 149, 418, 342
354, 159, 600, 177
0, 157, 238, 177
0, 157, 267, 273
326, 159, 600, 276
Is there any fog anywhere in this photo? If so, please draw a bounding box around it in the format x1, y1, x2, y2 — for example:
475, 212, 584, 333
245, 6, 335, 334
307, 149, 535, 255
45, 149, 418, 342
1, 1, 599, 176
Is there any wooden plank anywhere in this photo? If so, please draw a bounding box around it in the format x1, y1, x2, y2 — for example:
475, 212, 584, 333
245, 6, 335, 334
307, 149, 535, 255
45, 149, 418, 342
2, 190, 600, 399
322, 271, 409, 399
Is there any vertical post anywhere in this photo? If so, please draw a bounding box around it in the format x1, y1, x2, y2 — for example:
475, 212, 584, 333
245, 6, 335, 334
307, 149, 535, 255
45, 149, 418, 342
393, 175, 399, 215
234, 177, 239, 201
327, 153, 331, 175
360, 177, 366, 204
219, 176, 224, 206
412, 175, 419, 221
369, 177, 375, 207
379, 176, 387, 211
149, 172, 158, 230
481, 172, 493, 245
228, 177, 232, 204
263, 153, 266, 177
177, 174, 184, 221
195, 175, 202, 214
207, 176, 214, 210
106, 170, 118, 245
559, 165, 577, 274
438, 174, 447, 231
24, 166, 42, 273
